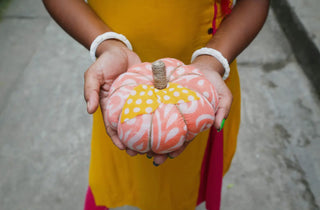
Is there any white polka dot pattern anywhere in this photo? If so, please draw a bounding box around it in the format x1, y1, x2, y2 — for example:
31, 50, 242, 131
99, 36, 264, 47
120, 82, 199, 123
105, 58, 218, 154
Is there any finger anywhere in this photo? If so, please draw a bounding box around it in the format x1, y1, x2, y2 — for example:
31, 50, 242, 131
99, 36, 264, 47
146, 151, 153, 159
153, 154, 168, 166
126, 149, 138, 156
168, 142, 190, 159
84, 68, 102, 114
214, 107, 227, 131
214, 88, 233, 130
106, 125, 126, 150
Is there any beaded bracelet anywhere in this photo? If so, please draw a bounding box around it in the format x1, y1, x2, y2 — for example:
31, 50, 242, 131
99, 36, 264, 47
191, 47, 230, 80
90, 32, 133, 62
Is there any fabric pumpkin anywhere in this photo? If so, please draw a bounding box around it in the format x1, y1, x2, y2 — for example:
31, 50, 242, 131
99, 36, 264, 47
105, 58, 219, 154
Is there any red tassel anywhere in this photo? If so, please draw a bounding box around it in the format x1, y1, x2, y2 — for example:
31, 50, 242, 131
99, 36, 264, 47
221, 0, 232, 15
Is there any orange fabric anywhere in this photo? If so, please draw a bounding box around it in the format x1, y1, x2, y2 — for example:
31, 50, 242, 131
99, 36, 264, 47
87, 0, 240, 209
106, 58, 218, 154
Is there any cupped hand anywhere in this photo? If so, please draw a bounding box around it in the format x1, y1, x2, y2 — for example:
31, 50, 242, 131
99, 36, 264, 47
151, 55, 233, 166
84, 40, 141, 155
190, 55, 233, 130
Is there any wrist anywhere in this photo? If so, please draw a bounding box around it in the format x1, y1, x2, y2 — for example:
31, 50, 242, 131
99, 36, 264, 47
95, 39, 129, 58
90, 32, 132, 61
191, 47, 230, 80
191, 55, 225, 77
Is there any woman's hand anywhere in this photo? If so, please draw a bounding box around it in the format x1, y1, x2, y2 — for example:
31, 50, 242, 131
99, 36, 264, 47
84, 40, 141, 154
190, 55, 233, 130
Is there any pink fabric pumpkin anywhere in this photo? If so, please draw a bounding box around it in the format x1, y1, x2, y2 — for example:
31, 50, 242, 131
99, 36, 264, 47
105, 58, 219, 154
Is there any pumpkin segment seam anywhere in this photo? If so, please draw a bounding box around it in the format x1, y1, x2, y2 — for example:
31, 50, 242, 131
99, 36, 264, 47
170, 73, 204, 82
167, 65, 182, 81
197, 92, 218, 114
174, 104, 189, 143
148, 112, 154, 151
108, 83, 137, 98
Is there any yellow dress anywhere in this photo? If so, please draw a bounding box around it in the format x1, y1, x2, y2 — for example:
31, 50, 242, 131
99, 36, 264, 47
87, 0, 241, 209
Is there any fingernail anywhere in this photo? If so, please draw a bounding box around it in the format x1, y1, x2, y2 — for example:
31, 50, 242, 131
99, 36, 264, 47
153, 161, 159, 167
146, 154, 152, 159
167, 154, 174, 159
218, 119, 225, 132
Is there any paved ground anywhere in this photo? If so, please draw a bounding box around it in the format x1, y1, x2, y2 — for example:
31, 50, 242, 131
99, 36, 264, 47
287, 0, 320, 50
0, 1, 319, 210
271, 0, 320, 96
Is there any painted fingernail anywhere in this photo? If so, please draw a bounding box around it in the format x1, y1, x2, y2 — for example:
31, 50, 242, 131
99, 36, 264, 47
146, 154, 152, 159
167, 154, 174, 159
218, 119, 225, 132
153, 161, 159, 167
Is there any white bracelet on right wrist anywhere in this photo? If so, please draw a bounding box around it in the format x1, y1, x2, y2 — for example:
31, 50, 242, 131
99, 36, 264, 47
90, 32, 133, 62
191, 47, 230, 80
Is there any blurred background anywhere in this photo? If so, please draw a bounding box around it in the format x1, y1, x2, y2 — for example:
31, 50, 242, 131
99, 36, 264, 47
0, 0, 319, 209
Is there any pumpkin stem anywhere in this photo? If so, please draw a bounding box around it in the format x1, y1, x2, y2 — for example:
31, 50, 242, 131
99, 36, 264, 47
152, 60, 167, 90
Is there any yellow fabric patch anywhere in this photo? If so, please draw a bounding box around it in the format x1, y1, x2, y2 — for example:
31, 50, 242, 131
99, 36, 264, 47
121, 82, 200, 123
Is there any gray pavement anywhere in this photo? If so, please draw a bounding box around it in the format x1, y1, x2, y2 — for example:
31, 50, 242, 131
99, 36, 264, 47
0, 1, 319, 210
287, 0, 320, 51
271, 0, 320, 96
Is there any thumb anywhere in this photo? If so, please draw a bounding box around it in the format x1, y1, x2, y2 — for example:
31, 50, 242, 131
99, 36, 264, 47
127, 52, 142, 68
84, 68, 101, 114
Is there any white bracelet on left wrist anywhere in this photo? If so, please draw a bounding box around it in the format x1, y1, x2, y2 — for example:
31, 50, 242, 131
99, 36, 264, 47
90, 32, 133, 62
191, 47, 230, 80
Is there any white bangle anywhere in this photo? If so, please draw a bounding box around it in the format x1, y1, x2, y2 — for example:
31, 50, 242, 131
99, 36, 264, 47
191, 47, 230, 80
90, 32, 133, 62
